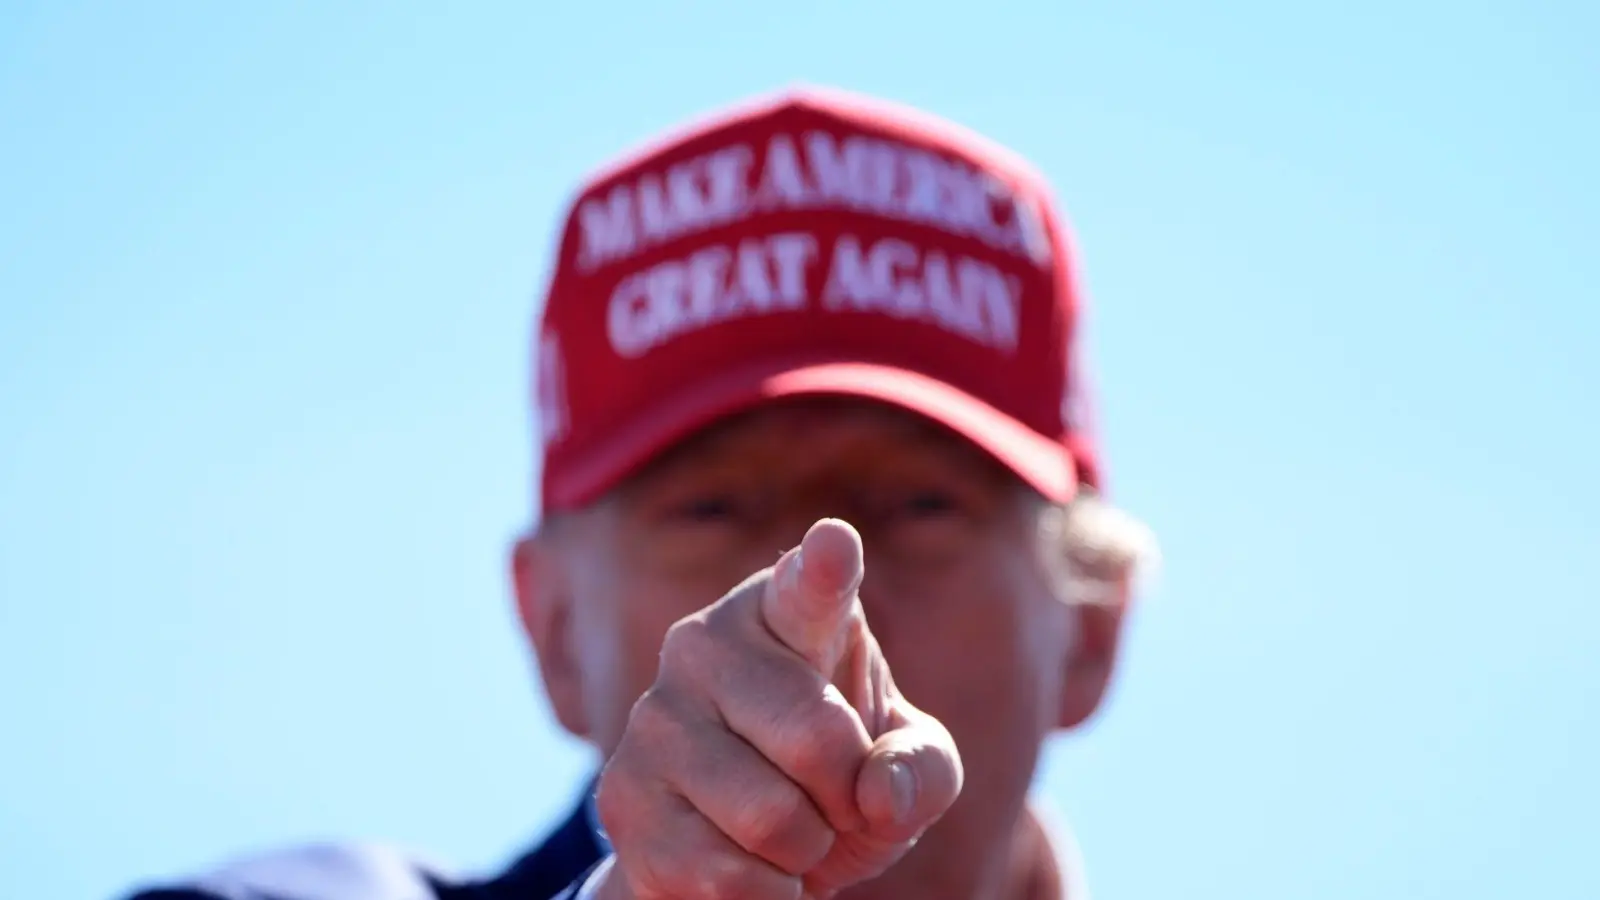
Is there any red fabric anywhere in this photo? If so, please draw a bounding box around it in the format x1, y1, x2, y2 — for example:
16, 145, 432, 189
533, 85, 1103, 512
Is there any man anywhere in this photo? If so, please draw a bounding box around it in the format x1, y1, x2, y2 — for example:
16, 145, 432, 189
124, 85, 1154, 900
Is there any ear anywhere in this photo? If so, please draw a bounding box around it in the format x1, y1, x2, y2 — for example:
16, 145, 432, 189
1056, 578, 1131, 730
511, 533, 590, 739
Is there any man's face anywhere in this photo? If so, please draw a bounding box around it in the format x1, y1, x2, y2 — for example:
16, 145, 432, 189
519, 398, 1098, 881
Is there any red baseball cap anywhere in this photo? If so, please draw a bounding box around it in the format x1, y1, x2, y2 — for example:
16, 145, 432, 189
532, 85, 1103, 513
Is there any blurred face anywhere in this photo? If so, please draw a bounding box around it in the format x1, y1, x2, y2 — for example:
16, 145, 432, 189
517, 398, 1101, 887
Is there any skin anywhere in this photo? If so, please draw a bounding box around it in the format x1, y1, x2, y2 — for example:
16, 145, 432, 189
513, 398, 1128, 900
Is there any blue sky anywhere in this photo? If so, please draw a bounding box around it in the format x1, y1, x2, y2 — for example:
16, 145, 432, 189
1, 2, 1595, 898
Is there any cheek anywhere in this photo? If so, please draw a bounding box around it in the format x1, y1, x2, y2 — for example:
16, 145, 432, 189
570, 573, 722, 754
868, 566, 1072, 745
868, 566, 1071, 834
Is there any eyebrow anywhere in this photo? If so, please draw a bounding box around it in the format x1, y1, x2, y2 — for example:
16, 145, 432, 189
659, 427, 1036, 504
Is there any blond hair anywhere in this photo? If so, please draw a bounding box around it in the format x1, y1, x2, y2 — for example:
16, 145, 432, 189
1041, 492, 1160, 607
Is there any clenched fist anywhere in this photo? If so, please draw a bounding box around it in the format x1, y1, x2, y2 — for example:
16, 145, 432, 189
591, 518, 965, 900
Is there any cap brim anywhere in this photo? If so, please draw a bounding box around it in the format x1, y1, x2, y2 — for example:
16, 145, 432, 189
544, 357, 1078, 510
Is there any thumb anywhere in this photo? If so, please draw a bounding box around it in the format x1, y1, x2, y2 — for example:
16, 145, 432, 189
760, 518, 865, 675
799, 715, 965, 896
856, 717, 964, 839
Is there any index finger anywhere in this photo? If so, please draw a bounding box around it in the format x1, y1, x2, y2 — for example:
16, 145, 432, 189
760, 518, 865, 677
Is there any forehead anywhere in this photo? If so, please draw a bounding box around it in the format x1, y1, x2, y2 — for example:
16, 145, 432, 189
626, 397, 1019, 487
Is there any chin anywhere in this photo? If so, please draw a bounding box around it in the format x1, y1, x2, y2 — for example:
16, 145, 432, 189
865, 777, 1033, 898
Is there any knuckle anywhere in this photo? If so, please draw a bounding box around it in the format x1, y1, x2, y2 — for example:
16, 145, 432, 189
625, 687, 690, 748
730, 785, 831, 870
592, 765, 637, 844
774, 695, 861, 778
660, 616, 720, 672
690, 854, 796, 900
735, 786, 805, 848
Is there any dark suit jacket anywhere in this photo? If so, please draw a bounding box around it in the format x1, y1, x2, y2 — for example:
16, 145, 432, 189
121, 782, 607, 900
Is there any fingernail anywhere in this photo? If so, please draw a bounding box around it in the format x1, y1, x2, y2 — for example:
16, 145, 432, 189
781, 546, 804, 595
790, 545, 805, 584
889, 760, 917, 824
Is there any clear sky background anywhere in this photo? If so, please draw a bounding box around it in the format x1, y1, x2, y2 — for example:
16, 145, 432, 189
1, 2, 1595, 899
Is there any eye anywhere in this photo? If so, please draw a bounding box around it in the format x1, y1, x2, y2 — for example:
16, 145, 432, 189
866, 487, 968, 524
871, 486, 974, 562
902, 490, 959, 517
670, 494, 747, 523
